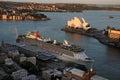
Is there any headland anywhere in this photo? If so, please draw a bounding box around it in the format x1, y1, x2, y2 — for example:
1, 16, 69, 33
61, 17, 120, 48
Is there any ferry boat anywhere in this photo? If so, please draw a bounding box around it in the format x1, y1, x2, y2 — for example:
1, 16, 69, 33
16, 31, 94, 64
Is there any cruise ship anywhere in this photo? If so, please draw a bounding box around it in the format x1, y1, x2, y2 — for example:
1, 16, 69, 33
16, 31, 94, 64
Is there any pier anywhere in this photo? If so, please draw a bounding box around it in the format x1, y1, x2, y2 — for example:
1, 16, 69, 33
15, 43, 55, 61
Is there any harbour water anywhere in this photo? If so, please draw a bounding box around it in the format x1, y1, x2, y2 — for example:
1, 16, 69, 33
0, 10, 120, 80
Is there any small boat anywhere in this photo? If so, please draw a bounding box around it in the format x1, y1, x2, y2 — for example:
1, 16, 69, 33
108, 16, 114, 19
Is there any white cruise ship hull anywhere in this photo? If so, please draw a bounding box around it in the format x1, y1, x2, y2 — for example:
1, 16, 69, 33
23, 38, 94, 64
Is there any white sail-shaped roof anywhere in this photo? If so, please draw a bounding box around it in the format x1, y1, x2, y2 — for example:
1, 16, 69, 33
67, 17, 91, 30
73, 17, 82, 28
67, 20, 71, 26
82, 17, 91, 30
67, 17, 82, 28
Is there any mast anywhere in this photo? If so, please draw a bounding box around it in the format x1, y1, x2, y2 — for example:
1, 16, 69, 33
14, 21, 18, 39
15, 26, 18, 39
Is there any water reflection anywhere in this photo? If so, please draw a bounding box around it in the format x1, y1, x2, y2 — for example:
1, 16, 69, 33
0, 11, 120, 80
106, 46, 120, 61
64, 32, 93, 48
65, 32, 80, 45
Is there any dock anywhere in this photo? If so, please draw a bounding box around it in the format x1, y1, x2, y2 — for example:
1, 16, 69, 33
15, 43, 55, 61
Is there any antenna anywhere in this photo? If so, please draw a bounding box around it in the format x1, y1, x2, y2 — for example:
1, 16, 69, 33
14, 21, 18, 39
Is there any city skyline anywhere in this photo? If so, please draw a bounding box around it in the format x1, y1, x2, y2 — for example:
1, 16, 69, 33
1, 0, 120, 4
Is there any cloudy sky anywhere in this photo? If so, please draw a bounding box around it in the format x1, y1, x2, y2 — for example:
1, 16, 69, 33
1, 0, 120, 4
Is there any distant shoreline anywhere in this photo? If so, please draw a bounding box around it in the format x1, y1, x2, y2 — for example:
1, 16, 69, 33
0, 1, 120, 12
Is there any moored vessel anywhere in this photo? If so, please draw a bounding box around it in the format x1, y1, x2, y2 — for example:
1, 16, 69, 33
16, 31, 94, 65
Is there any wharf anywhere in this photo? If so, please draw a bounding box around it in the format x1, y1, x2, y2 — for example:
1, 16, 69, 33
0, 42, 109, 80
15, 43, 55, 61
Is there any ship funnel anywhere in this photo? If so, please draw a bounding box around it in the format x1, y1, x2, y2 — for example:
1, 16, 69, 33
53, 40, 57, 44
63, 40, 71, 46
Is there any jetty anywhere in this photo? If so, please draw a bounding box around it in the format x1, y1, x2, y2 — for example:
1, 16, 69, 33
0, 42, 108, 80
15, 43, 56, 61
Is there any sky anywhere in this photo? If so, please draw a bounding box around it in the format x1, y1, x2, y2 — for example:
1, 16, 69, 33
1, 0, 120, 4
